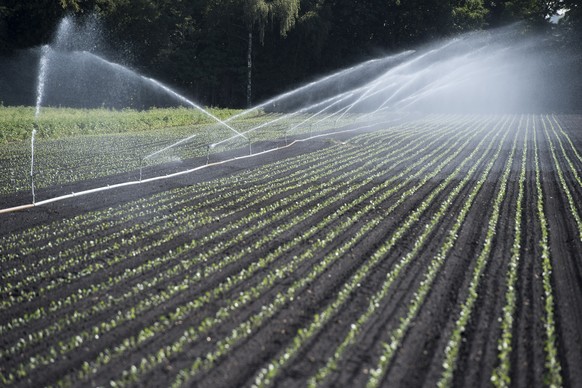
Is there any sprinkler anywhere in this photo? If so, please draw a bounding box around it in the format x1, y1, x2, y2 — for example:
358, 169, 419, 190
207, 144, 215, 164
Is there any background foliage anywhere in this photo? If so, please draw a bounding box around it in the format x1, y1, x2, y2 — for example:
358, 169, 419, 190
0, 0, 579, 108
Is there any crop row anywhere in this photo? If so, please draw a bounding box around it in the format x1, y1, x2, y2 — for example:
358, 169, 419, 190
491, 117, 529, 388
367, 115, 575, 388
0, 114, 480, 382
435, 119, 519, 388
3, 114, 576, 387
532, 120, 562, 386
0, 111, 372, 196
541, 116, 582, 241
0, 117, 457, 311
1, 139, 386, 302
106, 115, 495, 387
0, 134, 348, 253
309, 116, 513, 388
0, 117, 421, 263
0, 120, 444, 362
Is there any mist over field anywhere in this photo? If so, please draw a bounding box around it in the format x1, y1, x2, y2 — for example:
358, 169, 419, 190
0, 4, 581, 388
2, 21, 579, 115
265, 24, 582, 115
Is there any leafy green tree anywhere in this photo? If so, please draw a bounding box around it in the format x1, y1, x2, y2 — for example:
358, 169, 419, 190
485, 0, 550, 26
250, 0, 331, 102
452, 0, 489, 31
1, 0, 579, 108
241, 0, 300, 106
194, 0, 249, 106
555, 0, 580, 30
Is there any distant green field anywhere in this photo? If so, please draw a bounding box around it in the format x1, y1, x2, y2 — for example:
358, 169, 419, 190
0, 106, 349, 196
0, 106, 243, 144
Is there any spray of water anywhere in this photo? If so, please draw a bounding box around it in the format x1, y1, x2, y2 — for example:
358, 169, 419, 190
21, 18, 578, 207
31, 15, 249, 196
34, 45, 50, 120
202, 25, 568, 159
211, 91, 357, 149
31, 44, 52, 203
189, 50, 417, 154
225, 50, 415, 123
143, 76, 246, 139
74, 50, 246, 138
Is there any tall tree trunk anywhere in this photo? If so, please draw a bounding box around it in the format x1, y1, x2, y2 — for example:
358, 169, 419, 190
246, 30, 253, 108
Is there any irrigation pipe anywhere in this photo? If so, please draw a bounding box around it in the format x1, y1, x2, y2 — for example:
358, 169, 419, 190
0, 119, 399, 215
0, 204, 36, 214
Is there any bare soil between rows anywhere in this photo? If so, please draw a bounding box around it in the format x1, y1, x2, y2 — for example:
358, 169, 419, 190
1, 115, 581, 388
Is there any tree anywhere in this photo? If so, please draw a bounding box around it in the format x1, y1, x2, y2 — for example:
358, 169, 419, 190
452, 0, 488, 31
485, 0, 549, 26
250, 0, 331, 103
241, 0, 300, 107
553, 0, 581, 31
0, 1, 68, 53
1, 0, 578, 109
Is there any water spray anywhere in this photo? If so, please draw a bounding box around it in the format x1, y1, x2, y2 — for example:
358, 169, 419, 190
31, 45, 51, 203
287, 92, 356, 136
77, 50, 246, 139
212, 90, 356, 150
224, 50, 415, 123
143, 77, 246, 139
12, 17, 558, 213
139, 49, 415, 167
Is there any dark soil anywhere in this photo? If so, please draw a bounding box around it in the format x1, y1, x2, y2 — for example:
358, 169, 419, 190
0, 115, 580, 388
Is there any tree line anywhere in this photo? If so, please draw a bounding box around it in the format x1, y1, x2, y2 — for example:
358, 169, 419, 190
0, 0, 579, 108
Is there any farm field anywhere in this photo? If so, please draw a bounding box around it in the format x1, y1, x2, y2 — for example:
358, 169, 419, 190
0, 106, 354, 199
0, 113, 581, 387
